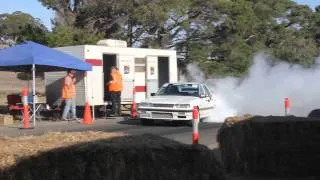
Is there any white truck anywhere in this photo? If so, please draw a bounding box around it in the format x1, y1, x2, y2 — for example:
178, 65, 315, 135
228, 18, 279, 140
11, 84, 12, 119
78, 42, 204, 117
44, 39, 178, 109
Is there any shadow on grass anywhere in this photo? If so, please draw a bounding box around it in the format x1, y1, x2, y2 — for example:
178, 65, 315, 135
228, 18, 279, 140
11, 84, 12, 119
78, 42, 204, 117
0, 134, 226, 180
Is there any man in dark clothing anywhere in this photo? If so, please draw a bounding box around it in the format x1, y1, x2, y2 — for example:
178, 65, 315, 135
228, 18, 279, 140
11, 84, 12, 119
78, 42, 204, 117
108, 66, 123, 116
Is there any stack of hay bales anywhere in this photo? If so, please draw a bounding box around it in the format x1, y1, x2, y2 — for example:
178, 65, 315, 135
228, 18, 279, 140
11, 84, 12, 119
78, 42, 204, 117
217, 116, 320, 177
0, 134, 226, 180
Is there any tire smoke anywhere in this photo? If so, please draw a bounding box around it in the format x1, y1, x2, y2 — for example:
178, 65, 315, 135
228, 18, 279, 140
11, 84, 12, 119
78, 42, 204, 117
183, 53, 320, 122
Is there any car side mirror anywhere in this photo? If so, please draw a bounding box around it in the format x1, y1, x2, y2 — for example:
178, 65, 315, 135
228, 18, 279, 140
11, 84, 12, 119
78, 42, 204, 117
151, 93, 156, 96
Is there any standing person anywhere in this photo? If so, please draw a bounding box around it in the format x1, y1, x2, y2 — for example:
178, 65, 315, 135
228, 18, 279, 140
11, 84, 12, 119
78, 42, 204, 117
61, 70, 79, 121
108, 66, 123, 116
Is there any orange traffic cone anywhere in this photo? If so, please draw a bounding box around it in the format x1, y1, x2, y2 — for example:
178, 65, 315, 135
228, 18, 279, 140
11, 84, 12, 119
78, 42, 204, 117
82, 101, 93, 125
20, 87, 33, 129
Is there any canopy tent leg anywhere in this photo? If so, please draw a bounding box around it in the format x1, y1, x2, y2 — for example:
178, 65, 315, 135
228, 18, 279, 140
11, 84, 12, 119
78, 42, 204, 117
91, 73, 95, 121
32, 64, 36, 127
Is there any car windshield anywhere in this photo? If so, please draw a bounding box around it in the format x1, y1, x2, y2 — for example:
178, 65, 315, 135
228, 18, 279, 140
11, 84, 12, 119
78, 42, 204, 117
157, 84, 199, 97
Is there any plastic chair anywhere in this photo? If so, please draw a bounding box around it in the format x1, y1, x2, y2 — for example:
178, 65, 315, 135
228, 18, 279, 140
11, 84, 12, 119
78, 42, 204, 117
7, 94, 24, 119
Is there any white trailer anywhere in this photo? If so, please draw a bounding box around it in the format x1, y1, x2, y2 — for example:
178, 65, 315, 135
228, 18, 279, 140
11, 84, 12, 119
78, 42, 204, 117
45, 40, 178, 108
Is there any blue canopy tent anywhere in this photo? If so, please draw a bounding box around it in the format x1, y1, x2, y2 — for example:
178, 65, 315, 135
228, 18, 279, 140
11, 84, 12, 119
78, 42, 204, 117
0, 41, 92, 126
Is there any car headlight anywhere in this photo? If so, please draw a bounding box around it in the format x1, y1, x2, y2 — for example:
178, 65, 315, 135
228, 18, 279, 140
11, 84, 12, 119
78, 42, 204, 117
174, 104, 190, 108
139, 102, 153, 107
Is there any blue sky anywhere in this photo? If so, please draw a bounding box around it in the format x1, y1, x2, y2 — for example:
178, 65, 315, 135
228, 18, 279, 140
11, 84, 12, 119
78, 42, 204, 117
296, 0, 318, 9
0, 0, 318, 31
0, 0, 54, 30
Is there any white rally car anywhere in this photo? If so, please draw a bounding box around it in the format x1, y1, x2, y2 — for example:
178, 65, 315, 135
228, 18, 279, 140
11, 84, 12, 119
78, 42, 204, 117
138, 82, 215, 124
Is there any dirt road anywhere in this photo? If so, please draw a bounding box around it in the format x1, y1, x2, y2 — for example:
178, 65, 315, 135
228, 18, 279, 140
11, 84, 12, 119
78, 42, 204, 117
0, 117, 222, 148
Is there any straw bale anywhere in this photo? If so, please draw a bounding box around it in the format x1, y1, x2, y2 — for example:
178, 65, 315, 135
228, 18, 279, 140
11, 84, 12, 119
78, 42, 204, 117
0, 133, 226, 180
223, 114, 253, 127
0, 131, 125, 169
307, 109, 320, 118
217, 116, 320, 177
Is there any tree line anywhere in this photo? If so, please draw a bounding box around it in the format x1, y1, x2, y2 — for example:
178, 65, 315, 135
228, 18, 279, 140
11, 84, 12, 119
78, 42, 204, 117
1, 0, 319, 76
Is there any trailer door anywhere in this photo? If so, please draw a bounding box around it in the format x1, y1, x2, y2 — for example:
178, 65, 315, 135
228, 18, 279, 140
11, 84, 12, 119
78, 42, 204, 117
146, 56, 159, 98
158, 56, 170, 87
118, 55, 135, 103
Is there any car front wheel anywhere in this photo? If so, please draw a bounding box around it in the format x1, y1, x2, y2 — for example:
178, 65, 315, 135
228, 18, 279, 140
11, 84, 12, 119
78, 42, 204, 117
186, 120, 192, 127
140, 119, 154, 125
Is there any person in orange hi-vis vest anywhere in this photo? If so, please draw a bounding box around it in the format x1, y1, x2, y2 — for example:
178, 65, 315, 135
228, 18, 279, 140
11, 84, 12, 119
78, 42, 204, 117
61, 70, 79, 121
108, 66, 123, 116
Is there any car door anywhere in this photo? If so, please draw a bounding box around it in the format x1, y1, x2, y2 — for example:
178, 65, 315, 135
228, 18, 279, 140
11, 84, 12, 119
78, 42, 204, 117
203, 84, 215, 109
199, 85, 211, 118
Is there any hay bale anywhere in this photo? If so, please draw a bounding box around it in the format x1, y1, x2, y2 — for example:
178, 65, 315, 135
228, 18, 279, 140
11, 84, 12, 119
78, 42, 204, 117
0, 115, 13, 126
0, 131, 124, 169
217, 116, 320, 177
0, 134, 226, 180
223, 114, 253, 127
308, 109, 320, 118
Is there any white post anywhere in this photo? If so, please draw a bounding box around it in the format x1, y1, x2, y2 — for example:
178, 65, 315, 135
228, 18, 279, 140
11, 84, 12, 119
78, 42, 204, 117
91, 73, 95, 120
82, 71, 95, 120
192, 106, 199, 144
32, 64, 36, 127
84, 72, 88, 101
284, 97, 290, 116
85, 71, 88, 110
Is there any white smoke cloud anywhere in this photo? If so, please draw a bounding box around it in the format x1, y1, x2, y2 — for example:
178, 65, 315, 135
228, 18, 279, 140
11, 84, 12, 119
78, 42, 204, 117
184, 53, 320, 122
